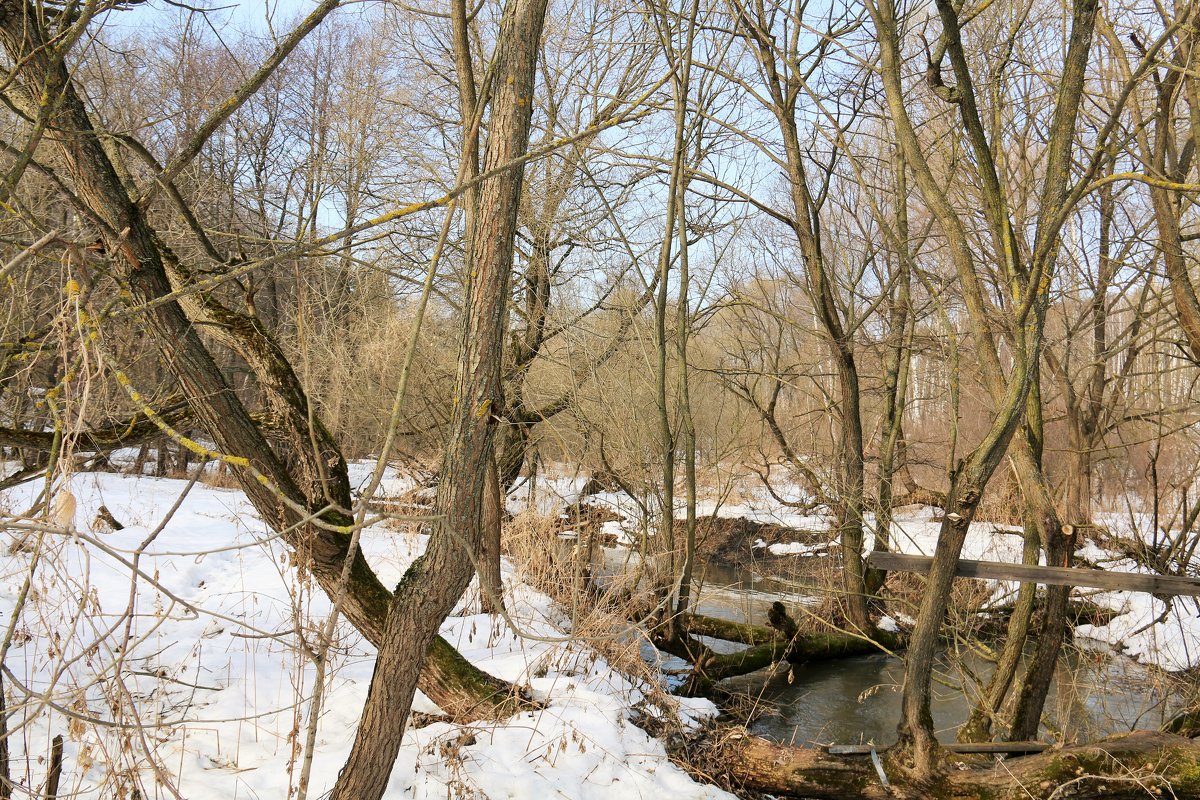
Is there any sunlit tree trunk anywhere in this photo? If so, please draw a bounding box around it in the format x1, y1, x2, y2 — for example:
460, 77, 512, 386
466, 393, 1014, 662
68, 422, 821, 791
866, 0, 1098, 775
327, 1, 549, 796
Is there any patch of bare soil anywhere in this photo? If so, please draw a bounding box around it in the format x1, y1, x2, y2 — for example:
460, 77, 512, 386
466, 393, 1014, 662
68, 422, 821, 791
561, 501, 624, 542
692, 515, 832, 568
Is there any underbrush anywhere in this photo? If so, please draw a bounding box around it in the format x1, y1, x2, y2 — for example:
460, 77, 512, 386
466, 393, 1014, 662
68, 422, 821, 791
504, 510, 655, 677
502, 509, 699, 732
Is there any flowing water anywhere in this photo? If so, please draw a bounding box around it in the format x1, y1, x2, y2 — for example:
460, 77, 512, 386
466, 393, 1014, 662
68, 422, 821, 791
723, 646, 1177, 747
600, 547, 1183, 746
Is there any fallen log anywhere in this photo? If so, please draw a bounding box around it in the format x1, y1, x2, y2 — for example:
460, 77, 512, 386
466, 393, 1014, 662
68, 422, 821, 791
677, 728, 1200, 799
826, 741, 1048, 755
686, 604, 903, 661
653, 629, 787, 693
944, 730, 1200, 799
0, 401, 192, 454
659, 604, 903, 695
1165, 705, 1200, 738
684, 614, 778, 646
680, 728, 884, 798
971, 598, 1118, 635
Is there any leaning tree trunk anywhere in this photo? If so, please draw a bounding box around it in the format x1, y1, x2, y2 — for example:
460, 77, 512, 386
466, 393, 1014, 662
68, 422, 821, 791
1007, 457, 1077, 740
868, 0, 1098, 777
958, 510, 1039, 743
326, 1, 550, 797
1006, 372, 1077, 741
0, 0, 518, 721
890, 400, 1029, 775
963, 369, 1073, 744
870, 0, 1038, 774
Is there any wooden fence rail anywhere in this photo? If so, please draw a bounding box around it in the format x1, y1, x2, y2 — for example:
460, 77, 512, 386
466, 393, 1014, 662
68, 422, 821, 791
867, 551, 1200, 596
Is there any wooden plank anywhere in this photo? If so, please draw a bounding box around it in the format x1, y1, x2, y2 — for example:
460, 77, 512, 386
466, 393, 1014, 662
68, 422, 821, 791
867, 551, 1200, 597
825, 743, 883, 758
825, 741, 1050, 756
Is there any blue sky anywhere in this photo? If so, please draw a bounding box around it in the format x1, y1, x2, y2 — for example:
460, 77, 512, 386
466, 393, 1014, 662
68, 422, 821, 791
100, 0, 317, 36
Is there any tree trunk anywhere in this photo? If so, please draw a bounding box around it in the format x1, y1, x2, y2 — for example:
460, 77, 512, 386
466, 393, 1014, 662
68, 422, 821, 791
657, 608, 903, 695
479, 456, 505, 614
871, 171, 914, 597
1007, 439, 1076, 741
738, 9, 871, 632
680, 728, 1200, 800
0, 0, 519, 726
958, 506, 1039, 742
327, 1, 549, 796
867, 0, 1098, 776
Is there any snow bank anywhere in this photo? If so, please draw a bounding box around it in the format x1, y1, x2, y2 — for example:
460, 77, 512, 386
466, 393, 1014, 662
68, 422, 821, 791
0, 469, 731, 799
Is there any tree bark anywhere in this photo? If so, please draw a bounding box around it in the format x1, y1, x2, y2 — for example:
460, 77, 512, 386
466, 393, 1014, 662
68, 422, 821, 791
1005, 375, 1075, 742
871, 159, 915, 597
327, 1, 549, 796
1143, 18, 1200, 361
0, 0, 519, 724
479, 456, 505, 614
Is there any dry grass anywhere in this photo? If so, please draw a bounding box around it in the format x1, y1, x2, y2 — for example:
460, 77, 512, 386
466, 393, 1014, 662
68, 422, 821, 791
502, 509, 685, 722
197, 463, 243, 490
972, 476, 1026, 526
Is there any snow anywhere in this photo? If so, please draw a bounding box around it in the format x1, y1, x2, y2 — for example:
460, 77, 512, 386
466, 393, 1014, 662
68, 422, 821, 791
0, 469, 732, 800
345, 458, 417, 497
1076, 591, 1200, 670
536, 464, 1200, 678
601, 519, 638, 547
882, 509, 1200, 673
753, 538, 828, 557
3, 461, 1196, 796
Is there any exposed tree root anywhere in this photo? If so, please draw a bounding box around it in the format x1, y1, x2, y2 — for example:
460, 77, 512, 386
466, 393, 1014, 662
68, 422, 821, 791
676, 727, 1200, 799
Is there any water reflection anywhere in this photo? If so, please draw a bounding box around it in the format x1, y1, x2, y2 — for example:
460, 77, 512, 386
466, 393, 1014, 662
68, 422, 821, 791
724, 648, 1178, 747
587, 540, 1181, 746
685, 555, 1180, 746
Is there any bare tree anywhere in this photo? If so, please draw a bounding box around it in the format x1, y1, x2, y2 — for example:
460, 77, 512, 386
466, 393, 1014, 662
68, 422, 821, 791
326, 0, 550, 796
865, 0, 1100, 775
0, 0, 521, 735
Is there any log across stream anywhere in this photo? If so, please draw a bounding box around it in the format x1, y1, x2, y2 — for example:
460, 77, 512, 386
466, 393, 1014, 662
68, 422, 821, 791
611, 553, 1186, 746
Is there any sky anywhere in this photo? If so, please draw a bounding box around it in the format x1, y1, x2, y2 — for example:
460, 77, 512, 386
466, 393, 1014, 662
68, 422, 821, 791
100, 0, 318, 37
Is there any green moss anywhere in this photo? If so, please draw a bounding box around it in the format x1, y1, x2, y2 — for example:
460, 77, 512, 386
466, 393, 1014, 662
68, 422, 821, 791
1034, 746, 1200, 798
1037, 752, 1097, 784
1168, 750, 1200, 795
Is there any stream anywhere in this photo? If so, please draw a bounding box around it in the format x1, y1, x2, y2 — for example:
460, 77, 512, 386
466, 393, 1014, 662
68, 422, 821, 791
601, 547, 1183, 747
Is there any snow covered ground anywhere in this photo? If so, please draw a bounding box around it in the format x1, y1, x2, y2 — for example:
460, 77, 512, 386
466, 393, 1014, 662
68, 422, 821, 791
0, 468, 731, 799
1, 461, 1195, 797
884, 508, 1200, 672
532, 463, 1200, 674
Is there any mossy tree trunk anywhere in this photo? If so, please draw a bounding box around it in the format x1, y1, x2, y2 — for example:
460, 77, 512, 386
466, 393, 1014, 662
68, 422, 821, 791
866, 0, 1098, 777
681, 729, 1200, 800
656, 605, 902, 696
0, 0, 520, 725
326, 0, 550, 797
